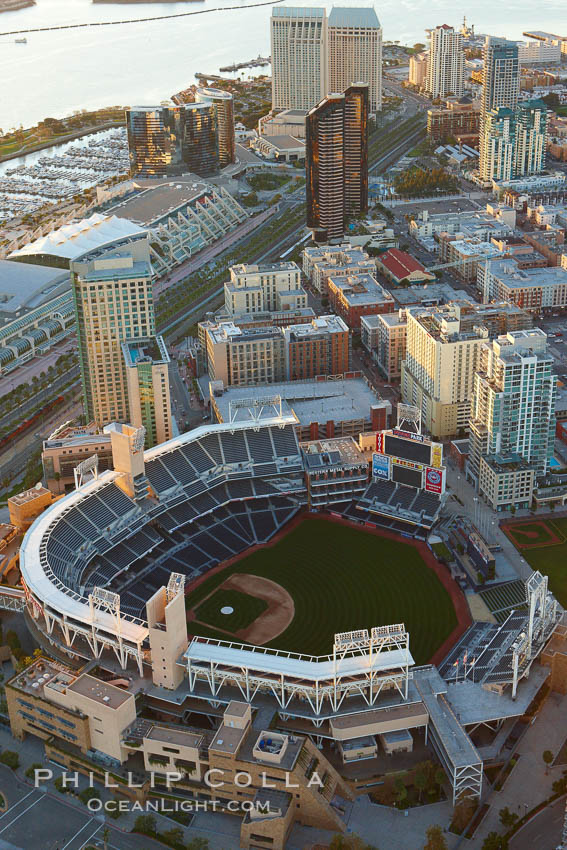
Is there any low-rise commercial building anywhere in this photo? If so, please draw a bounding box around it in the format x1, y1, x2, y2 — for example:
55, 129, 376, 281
327, 272, 394, 330
258, 109, 307, 138
478, 453, 536, 511
375, 248, 435, 286
42, 424, 113, 494
250, 134, 305, 162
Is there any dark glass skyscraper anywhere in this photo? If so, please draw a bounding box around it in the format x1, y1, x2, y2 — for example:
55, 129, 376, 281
126, 103, 219, 178
306, 83, 368, 243
195, 87, 236, 167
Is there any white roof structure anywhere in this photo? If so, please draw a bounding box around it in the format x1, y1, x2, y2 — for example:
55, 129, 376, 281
185, 637, 414, 681
9, 214, 146, 261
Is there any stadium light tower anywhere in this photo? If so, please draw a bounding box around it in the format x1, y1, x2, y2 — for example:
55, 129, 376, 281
397, 403, 421, 434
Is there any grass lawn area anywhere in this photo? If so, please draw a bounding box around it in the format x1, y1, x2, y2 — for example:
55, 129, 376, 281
431, 541, 453, 562
194, 588, 267, 633
506, 521, 560, 546
247, 172, 291, 192
185, 519, 457, 663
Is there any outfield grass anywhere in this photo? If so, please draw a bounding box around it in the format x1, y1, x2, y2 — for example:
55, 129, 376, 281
185, 519, 458, 664
194, 589, 267, 633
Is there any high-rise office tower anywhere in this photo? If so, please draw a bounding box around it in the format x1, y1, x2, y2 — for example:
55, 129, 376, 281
126, 103, 219, 178
306, 83, 368, 243
425, 25, 464, 99
271, 7, 327, 110
514, 99, 548, 177
72, 236, 162, 430
469, 329, 556, 478
481, 37, 520, 116
479, 38, 520, 180
195, 87, 236, 167
327, 7, 382, 113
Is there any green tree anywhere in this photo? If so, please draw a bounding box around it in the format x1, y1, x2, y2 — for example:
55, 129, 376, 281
134, 814, 157, 835
415, 768, 428, 802
424, 825, 448, 850
499, 806, 518, 828
163, 826, 184, 847
330, 836, 378, 850
394, 777, 408, 807
78, 786, 100, 805
25, 763, 43, 780
482, 833, 508, 850
0, 751, 19, 770
543, 749, 554, 774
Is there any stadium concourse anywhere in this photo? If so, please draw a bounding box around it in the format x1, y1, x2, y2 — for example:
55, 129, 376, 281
15, 405, 563, 809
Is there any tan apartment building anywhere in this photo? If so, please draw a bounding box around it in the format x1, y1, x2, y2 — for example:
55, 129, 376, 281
401, 302, 532, 438
409, 52, 428, 89
122, 336, 172, 448
204, 322, 287, 387
361, 309, 408, 381
224, 262, 307, 316
71, 236, 155, 427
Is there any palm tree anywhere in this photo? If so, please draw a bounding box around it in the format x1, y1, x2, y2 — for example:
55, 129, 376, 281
543, 750, 554, 775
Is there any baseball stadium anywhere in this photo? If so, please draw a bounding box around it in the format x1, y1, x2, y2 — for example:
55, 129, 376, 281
17, 406, 561, 806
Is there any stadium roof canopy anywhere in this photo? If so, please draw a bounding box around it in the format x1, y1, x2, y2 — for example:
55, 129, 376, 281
0, 260, 69, 317
9, 213, 146, 262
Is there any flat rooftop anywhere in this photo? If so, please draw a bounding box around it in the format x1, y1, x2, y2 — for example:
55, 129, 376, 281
109, 178, 211, 225
209, 722, 248, 755
122, 336, 169, 367
0, 260, 70, 316
146, 725, 204, 749
212, 377, 387, 426
489, 259, 567, 288
302, 436, 368, 468
327, 273, 393, 306
262, 134, 305, 150
392, 283, 473, 307
8, 486, 50, 506
66, 673, 134, 710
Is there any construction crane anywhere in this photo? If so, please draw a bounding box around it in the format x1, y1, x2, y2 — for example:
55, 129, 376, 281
423, 254, 495, 304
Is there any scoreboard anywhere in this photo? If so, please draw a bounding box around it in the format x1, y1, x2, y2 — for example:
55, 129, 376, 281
372, 428, 446, 495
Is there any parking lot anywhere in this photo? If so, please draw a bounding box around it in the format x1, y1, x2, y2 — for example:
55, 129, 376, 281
0, 788, 102, 850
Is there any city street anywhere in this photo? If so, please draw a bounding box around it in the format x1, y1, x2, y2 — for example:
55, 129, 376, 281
510, 794, 565, 850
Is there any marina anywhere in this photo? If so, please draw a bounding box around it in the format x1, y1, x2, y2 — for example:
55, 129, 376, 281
0, 128, 129, 224
219, 55, 270, 73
